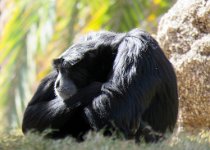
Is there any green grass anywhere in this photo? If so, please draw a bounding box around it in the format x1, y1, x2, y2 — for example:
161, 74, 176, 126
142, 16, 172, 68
0, 130, 209, 150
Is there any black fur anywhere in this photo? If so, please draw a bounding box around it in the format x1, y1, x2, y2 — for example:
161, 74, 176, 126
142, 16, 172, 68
22, 29, 178, 142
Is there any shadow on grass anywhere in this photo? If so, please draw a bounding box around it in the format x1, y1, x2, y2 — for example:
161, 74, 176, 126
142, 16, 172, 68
0, 129, 209, 150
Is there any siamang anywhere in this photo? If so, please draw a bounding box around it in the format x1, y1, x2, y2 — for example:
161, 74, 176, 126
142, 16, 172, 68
22, 29, 178, 142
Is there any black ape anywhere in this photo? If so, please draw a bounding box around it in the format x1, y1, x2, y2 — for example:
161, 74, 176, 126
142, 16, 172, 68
22, 29, 178, 142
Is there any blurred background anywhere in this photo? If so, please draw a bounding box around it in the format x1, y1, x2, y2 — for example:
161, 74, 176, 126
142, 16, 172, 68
0, 0, 175, 132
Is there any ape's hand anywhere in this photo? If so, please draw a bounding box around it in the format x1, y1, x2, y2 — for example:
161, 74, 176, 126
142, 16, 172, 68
64, 82, 102, 108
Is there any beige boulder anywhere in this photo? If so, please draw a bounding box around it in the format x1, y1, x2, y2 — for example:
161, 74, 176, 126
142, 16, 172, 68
157, 0, 210, 130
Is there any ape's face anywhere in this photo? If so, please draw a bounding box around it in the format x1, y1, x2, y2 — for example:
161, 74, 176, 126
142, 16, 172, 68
53, 58, 78, 100
54, 68, 78, 100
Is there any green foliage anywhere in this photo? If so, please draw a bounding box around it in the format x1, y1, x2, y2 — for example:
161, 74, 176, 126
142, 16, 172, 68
0, 0, 173, 129
0, 0, 56, 128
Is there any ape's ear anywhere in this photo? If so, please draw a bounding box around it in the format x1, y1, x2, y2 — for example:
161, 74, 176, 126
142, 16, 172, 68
52, 58, 63, 68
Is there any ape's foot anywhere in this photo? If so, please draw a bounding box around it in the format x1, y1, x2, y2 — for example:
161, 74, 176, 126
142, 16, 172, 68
142, 126, 165, 143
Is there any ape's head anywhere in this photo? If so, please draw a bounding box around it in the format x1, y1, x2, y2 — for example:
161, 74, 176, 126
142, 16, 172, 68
52, 56, 91, 100
52, 41, 115, 100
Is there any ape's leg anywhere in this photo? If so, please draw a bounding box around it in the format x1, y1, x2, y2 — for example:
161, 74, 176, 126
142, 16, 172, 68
22, 71, 65, 133
22, 71, 102, 139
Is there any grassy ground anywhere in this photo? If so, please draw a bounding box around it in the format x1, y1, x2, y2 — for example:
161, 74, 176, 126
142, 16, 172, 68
0, 130, 209, 150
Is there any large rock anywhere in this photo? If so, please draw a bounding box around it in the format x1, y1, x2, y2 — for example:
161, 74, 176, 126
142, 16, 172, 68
157, 0, 210, 130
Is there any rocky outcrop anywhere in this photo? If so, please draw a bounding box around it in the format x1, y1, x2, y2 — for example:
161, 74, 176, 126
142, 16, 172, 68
157, 0, 210, 130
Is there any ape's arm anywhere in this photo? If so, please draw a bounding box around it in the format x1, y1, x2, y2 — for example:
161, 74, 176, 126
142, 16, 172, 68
22, 71, 102, 134
22, 71, 71, 133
